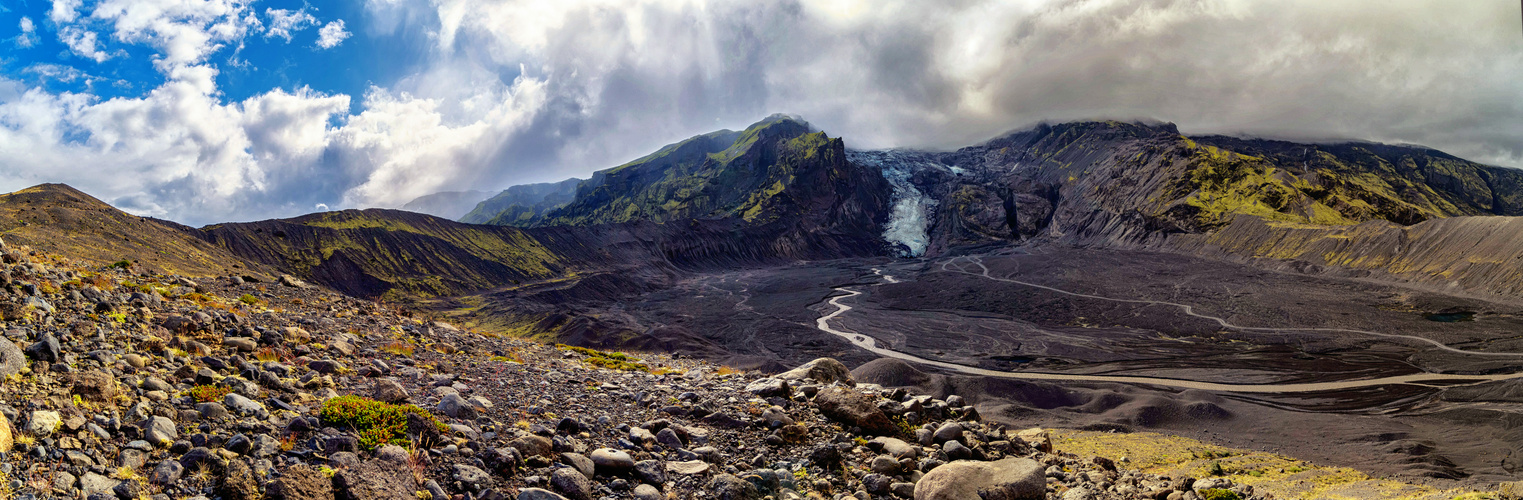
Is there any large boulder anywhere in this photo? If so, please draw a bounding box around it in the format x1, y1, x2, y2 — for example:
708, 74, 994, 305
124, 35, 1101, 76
333, 459, 416, 500
814, 387, 898, 435
777, 357, 855, 386
265, 465, 334, 500
914, 458, 1045, 500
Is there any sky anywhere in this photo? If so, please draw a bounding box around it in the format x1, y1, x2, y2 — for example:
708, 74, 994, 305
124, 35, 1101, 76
0, 0, 1520, 226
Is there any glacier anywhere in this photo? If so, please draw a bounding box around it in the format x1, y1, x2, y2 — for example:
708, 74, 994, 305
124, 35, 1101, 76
849, 150, 939, 257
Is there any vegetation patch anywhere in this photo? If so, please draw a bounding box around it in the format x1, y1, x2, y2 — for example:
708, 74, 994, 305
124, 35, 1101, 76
189, 385, 234, 403
556, 344, 649, 372
320, 395, 449, 449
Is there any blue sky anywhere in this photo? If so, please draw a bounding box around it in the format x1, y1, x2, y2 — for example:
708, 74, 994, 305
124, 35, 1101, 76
0, 1, 1519, 226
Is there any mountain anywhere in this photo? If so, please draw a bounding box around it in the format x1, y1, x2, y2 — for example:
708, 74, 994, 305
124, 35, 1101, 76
487, 114, 892, 237
400, 190, 492, 220
838, 121, 1521, 253
458, 179, 580, 224
0, 184, 266, 277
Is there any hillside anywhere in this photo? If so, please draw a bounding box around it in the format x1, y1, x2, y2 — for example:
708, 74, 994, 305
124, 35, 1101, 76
459, 179, 580, 225
1173, 215, 1523, 297
0, 184, 266, 277
195, 209, 586, 300
400, 190, 492, 220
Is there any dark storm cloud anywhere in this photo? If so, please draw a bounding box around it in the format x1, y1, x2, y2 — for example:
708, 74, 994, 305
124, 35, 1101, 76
3, 0, 1518, 225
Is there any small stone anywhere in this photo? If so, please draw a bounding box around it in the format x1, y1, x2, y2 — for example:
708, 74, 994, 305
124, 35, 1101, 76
517, 488, 570, 500
666, 460, 710, 475
632, 484, 661, 500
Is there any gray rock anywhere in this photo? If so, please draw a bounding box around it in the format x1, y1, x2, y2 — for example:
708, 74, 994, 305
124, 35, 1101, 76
864, 473, 893, 494
510, 435, 553, 458
26, 410, 61, 436
943, 440, 973, 461
373, 378, 409, 403
709, 473, 759, 500
656, 427, 685, 449
870, 436, 919, 459
590, 448, 634, 473
195, 402, 227, 420
223, 338, 258, 352
559, 453, 594, 479
438, 394, 477, 420
932, 423, 964, 443
333, 459, 415, 500
892, 482, 917, 498
633, 459, 666, 484
776, 357, 855, 386
376, 444, 410, 464
550, 467, 593, 500
632, 484, 662, 500
79, 472, 120, 496
666, 460, 710, 475
453, 464, 492, 492
871, 455, 901, 475
223, 393, 267, 418
0, 338, 24, 378
150, 460, 184, 485
26, 332, 59, 362
264, 465, 333, 500
815, 387, 898, 435
913, 458, 1045, 500
517, 489, 570, 500
744, 378, 790, 397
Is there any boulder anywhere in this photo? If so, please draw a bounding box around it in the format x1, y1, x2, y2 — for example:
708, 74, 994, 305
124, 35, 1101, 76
333, 459, 416, 500
777, 357, 855, 386
551, 467, 593, 500
815, 387, 898, 435
744, 378, 790, 398
914, 458, 1045, 500
265, 465, 335, 500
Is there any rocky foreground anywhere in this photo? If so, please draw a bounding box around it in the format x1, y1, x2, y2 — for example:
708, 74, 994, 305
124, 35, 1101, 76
0, 239, 1268, 500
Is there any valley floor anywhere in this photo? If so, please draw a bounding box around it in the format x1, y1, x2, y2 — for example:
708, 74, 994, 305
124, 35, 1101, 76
548, 245, 1523, 488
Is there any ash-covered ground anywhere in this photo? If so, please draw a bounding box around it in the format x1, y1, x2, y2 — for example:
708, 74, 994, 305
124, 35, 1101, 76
604, 246, 1523, 486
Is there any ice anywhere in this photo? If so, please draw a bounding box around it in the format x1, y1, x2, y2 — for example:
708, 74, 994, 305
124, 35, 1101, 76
850, 150, 938, 257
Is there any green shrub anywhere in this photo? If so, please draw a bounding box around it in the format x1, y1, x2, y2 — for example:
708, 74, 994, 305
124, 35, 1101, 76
239, 294, 260, 305
556, 344, 647, 371
1200, 489, 1242, 500
109, 260, 132, 270
320, 395, 449, 449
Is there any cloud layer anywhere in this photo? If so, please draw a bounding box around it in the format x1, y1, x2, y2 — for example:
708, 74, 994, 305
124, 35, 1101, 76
1, 0, 1520, 225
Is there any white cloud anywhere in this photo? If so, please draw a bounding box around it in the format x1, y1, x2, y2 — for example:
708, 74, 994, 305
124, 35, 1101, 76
265, 8, 317, 42
49, 0, 82, 24
316, 19, 350, 49
58, 26, 111, 62
3, 0, 1523, 227
15, 17, 38, 48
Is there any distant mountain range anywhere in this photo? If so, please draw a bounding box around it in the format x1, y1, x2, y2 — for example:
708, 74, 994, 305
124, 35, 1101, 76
7, 114, 1523, 345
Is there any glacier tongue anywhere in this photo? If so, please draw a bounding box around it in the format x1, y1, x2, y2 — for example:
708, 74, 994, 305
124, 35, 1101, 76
850, 150, 937, 257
